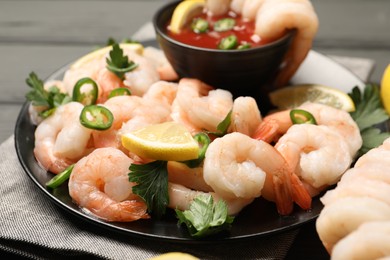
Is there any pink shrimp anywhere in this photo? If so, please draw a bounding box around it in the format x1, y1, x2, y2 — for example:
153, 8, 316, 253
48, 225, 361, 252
68, 147, 149, 222
33, 102, 93, 174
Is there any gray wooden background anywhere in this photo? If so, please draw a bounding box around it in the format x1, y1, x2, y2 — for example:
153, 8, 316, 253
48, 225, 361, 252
1, 0, 389, 143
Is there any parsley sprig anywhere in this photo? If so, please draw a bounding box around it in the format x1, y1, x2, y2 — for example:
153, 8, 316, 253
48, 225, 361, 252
176, 194, 234, 237
106, 43, 138, 80
128, 161, 169, 219
25, 72, 71, 118
348, 84, 390, 156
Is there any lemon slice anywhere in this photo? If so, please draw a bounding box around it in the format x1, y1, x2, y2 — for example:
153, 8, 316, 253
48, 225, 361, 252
380, 64, 390, 114
121, 122, 199, 161
269, 84, 355, 112
149, 252, 199, 260
169, 0, 206, 34
71, 43, 144, 69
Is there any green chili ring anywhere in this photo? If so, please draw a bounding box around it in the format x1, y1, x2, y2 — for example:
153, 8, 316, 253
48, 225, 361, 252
80, 105, 114, 130
192, 18, 209, 33
46, 164, 74, 189
218, 35, 238, 50
72, 77, 98, 105
290, 109, 317, 125
108, 87, 131, 98
214, 18, 236, 32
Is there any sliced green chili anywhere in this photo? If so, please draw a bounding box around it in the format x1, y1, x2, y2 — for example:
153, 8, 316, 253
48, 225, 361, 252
218, 35, 238, 50
182, 132, 211, 168
290, 109, 317, 125
238, 43, 251, 50
80, 105, 114, 130
108, 87, 131, 98
72, 77, 98, 106
214, 18, 235, 32
46, 164, 74, 189
191, 18, 209, 33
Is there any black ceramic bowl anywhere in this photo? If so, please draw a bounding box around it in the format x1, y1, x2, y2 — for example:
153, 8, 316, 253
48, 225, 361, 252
153, 0, 295, 99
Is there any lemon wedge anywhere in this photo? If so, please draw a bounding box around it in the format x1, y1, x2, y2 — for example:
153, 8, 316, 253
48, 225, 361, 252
169, 0, 206, 34
71, 43, 144, 69
380, 64, 390, 114
149, 252, 199, 260
269, 84, 355, 112
121, 122, 199, 161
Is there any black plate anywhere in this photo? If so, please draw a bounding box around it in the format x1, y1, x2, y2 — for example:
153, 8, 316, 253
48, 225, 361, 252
15, 41, 364, 243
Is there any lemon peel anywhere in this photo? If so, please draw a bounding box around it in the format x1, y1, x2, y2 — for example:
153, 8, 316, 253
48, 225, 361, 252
169, 0, 206, 34
380, 64, 390, 115
71, 43, 144, 70
149, 252, 199, 260
121, 122, 199, 161
269, 84, 355, 112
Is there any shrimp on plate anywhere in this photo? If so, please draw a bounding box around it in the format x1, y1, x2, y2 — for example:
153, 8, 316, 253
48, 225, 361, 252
228, 96, 263, 137
203, 132, 311, 215
316, 137, 390, 255
171, 78, 233, 134
34, 102, 93, 174
168, 182, 253, 215
62, 45, 160, 102
331, 221, 390, 260
68, 147, 149, 222
255, 102, 362, 158
206, 0, 319, 87
275, 124, 352, 196
91, 95, 144, 149
142, 46, 179, 82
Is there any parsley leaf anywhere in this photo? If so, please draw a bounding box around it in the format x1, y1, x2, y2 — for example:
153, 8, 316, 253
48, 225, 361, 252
128, 161, 169, 219
25, 72, 71, 118
176, 194, 234, 237
348, 84, 390, 156
106, 43, 138, 80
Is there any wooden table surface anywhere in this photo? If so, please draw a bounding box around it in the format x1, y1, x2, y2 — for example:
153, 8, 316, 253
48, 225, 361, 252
1, 0, 389, 259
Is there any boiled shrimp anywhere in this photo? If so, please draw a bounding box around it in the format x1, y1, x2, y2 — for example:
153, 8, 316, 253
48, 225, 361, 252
34, 102, 92, 174
205, 0, 231, 16
316, 197, 390, 253
316, 137, 390, 254
142, 46, 179, 81
68, 147, 149, 222
228, 96, 262, 137
92, 95, 143, 149
171, 78, 233, 133
255, 102, 362, 158
254, 0, 319, 87
275, 124, 352, 193
331, 221, 390, 260
203, 132, 310, 215
142, 80, 178, 107
168, 182, 253, 215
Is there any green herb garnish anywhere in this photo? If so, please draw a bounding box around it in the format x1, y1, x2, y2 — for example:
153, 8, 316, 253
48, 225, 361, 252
25, 72, 71, 118
348, 84, 390, 156
176, 194, 234, 237
128, 161, 169, 219
206, 110, 232, 137
181, 132, 211, 168
106, 43, 138, 80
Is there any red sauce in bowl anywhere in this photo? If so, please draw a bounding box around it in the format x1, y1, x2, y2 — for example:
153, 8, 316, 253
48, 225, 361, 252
167, 11, 273, 50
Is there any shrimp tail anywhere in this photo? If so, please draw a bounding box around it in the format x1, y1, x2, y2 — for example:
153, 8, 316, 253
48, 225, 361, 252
253, 119, 280, 143
99, 200, 150, 222
273, 174, 294, 215
290, 173, 312, 210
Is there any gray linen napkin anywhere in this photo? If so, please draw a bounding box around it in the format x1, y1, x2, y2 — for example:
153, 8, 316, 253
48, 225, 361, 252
0, 23, 374, 260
